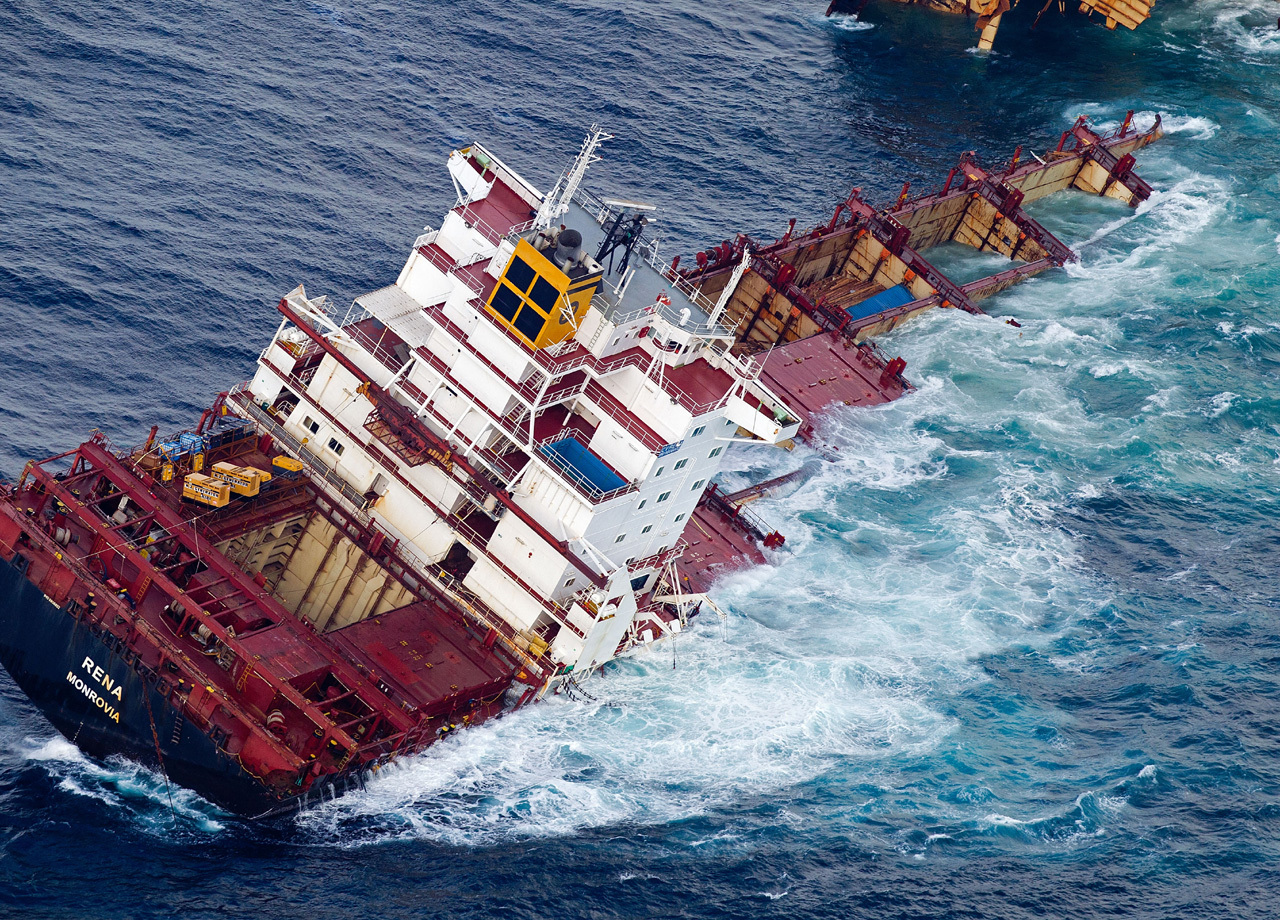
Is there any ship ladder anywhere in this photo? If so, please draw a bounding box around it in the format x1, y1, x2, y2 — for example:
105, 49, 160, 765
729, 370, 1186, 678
564, 673, 619, 709
566, 675, 599, 703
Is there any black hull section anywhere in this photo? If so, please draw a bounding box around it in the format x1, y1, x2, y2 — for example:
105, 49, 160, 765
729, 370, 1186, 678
0, 555, 361, 818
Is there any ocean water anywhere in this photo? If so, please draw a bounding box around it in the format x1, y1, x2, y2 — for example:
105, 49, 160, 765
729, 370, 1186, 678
2, 1, 1279, 917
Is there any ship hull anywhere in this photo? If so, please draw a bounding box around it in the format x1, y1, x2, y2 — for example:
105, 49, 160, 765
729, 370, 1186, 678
0, 553, 348, 818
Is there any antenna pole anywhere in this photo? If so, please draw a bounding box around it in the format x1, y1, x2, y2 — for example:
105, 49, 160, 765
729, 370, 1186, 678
535, 125, 613, 229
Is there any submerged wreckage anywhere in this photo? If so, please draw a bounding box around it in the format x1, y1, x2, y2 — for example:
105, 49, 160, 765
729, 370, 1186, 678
826, 1, 1156, 50
0, 114, 1161, 816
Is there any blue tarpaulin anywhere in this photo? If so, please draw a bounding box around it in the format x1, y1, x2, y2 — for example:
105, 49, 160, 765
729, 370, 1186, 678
846, 284, 917, 322
539, 437, 627, 495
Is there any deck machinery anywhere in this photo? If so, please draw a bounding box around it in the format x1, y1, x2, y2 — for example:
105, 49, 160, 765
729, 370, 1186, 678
0, 115, 1160, 816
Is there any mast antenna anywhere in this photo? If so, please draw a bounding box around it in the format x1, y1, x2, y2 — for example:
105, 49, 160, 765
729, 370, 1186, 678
535, 125, 613, 229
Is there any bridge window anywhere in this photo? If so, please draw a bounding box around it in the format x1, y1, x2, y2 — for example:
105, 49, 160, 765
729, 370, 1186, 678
529, 276, 560, 313
490, 283, 522, 322
513, 304, 545, 340
505, 256, 536, 293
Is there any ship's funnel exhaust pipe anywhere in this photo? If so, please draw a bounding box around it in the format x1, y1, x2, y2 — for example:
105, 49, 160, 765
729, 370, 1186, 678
553, 228, 583, 269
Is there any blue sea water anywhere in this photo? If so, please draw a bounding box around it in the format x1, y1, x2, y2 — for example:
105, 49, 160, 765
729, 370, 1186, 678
2, 0, 1280, 916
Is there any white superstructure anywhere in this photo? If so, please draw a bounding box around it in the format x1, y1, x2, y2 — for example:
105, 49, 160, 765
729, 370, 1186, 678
239, 130, 800, 677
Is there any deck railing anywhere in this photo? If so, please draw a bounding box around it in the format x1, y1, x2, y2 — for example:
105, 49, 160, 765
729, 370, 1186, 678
535, 428, 637, 504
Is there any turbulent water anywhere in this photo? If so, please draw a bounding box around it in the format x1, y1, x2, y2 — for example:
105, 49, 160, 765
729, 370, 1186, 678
3, 1, 1280, 916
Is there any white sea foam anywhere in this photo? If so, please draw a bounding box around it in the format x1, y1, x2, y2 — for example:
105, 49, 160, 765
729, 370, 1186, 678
1095, 794, 1128, 813
299, 605, 962, 846
22, 736, 88, 764
825, 14, 874, 33
1056, 172, 1231, 329
1049, 650, 1102, 675
1202, 1, 1280, 55
17, 734, 223, 832
1089, 361, 1127, 379
1216, 322, 1266, 343
1143, 386, 1188, 419
1081, 109, 1218, 141
1155, 114, 1221, 141
1161, 563, 1200, 584
974, 786, 1128, 848
1207, 392, 1238, 417
805, 414, 952, 491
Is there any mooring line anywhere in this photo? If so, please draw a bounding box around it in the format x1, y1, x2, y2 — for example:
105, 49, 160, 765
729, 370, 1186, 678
141, 683, 178, 825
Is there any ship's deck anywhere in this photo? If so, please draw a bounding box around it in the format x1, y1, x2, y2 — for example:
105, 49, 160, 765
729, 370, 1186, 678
675, 496, 769, 595
0, 429, 518, 787
329, 600, 512, 718
759, 333, 906, 432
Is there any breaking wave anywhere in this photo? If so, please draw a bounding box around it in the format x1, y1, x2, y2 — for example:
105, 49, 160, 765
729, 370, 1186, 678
1064, 170, 1230, 283
824, 13, 875, 33
298, 596, 961, 847
1201, 0, 1280, 55
1112, 110, 1221, 142
18, 736, 225, 833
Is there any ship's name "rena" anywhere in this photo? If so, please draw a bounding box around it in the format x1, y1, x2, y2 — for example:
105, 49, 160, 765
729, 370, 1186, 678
66, 656, 124, 723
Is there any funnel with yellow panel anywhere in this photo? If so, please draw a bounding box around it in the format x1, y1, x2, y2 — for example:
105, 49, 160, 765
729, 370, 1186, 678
485, 237, 602, 349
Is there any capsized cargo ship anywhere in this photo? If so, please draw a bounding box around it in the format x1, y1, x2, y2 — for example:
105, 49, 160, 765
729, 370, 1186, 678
826, 1, 1156, 50
0, 115, 1162, 817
